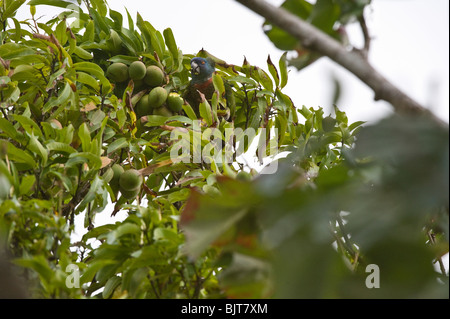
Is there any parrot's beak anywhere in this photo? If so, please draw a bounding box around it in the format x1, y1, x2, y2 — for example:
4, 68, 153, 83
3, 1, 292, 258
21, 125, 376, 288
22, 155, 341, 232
191, 61, 200, 75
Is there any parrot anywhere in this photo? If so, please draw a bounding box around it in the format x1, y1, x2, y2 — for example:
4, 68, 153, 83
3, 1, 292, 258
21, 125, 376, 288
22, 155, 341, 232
184, 57, 235, 120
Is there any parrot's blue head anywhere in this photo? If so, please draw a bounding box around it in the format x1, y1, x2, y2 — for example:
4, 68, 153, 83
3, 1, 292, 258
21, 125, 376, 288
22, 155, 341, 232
190, 57, 215, 84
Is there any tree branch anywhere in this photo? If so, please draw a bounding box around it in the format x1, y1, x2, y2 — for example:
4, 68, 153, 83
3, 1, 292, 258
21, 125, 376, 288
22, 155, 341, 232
235, 0, 446, 126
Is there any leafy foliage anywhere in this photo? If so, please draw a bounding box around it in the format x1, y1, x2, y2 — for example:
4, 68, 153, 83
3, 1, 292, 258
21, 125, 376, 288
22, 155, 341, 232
263, 0, 371, 69
0, 0, 448, 299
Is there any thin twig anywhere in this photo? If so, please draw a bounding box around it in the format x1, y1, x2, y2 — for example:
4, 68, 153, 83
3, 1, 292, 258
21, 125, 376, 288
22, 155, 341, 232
427, 230, 447, 275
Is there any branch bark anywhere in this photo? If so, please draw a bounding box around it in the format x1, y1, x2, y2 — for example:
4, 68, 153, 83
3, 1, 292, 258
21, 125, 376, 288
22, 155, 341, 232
235, 0, 445, 125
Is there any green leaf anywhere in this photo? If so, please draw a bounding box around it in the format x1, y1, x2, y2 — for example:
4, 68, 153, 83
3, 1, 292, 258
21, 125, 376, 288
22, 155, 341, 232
70, 152, 102, 169
46, 170, 73, 191
2, 0, 26, 18
82, 20, 95, 42
2, 141, 36, 169
27, 0, 74, 9
19, 174, 36, 196
78, 174, 103, 213
102, 276, 121, 299
166, 115, 192, 125
212, 73, 225, 98
144, 115, 168, 127
334, 105, 348, 125
43, 81, 72, 114
310, 0, 340, 33
276, 112, 288, 146
90, 0, 107, 16
107, 222, 141, 244
137, 14, 163, 57
167, 188, 190, 204
125, 8, 134, 32
73, 62, 106, 80
46, 141, 76, 154
78, 123, 91, 153
279, 52, 288, 89
27, 133, 48, 166
108, 55, 138, 64
163, 28, 179, 62
89, 7, 110, 35
107, 137, 128, 154
80, 260, 116, 285
55, 19, 68, 46
82, 224, 117, 241
255, 68, 273, 92
116, 107, 126, 129
267, 55, 280, 88
0, 118, 20, 141
249, 97, 266, 130
12, 114, 43, 138
11, 17, 22, 42
73, 46, 93, 60
264, 25, 299, 51
182, 103, 197, 121
199, 97, 213, 126
109, 9, 123, 30
348, 120, 365, 133
0, 43, 34, 59
76, 71, 99, 91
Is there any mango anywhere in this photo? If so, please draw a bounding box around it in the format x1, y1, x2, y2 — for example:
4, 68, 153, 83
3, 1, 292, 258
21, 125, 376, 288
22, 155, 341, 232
167, 92, 184, 112
121, 187, 140, 200
128, 61, 146, 81
109, 163, 124, 195
135, 94, 152, 117
106, 62, 129, 83
119, 169, 142, 191
144, 65, 164, 87
152, 106, 173, 117
148, 87, 168, 109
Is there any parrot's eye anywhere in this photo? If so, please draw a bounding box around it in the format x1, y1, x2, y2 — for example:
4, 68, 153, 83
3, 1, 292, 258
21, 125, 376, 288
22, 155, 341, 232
201, 61, 205, 65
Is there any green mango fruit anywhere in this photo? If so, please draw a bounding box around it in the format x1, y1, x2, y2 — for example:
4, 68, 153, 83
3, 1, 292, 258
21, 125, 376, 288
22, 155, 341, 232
109, 164, 125, 195
152, 105, 173, 117
128, 61, 146, 80
135, 94, 152, 117
106, 62, 129, 83
148, 87, 168, 109
167, 92, 184, 112
119, 169, 142, 191
121, 187, 140, 200
144, 65, 164, 87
